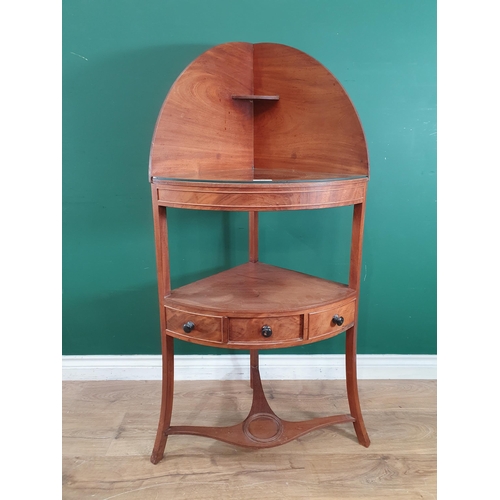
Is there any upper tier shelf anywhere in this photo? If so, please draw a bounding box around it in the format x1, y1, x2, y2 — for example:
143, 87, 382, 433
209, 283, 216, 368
152, 168, 367, 184
152, 175, 367, 211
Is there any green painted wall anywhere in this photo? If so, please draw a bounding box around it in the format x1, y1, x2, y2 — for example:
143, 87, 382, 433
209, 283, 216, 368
62, 0, 436, 356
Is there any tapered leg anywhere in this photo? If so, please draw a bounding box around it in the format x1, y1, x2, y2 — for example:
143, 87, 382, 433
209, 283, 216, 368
150, 195, 173, 464
150, 335, 175, 464
345, 200, 370, 447
345, 325, 370, 447
248, 211, 259, 390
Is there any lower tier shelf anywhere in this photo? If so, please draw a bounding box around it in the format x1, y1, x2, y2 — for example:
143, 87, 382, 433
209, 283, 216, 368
163, 262, 357, 349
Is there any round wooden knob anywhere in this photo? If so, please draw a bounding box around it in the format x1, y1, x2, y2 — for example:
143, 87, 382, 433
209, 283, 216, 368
261, 325, 273, 338
183, 321, 195, 333
332, 315, 344, 326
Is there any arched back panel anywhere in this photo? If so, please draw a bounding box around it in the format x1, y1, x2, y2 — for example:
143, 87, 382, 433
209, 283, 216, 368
149, 42, 368, 181
149, 42, 254, 180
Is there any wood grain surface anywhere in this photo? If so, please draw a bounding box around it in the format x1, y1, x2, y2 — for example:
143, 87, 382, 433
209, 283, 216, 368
149, 42, 254, 181
149, 42, 369, 184
154, 177, 367, 211
165, 307, 223, 344
308, 300, 356, 340
160, 263, 359, 349
228, 315, 302, 344
63, 379, 436, 499
253, 43, 368, 177
164, 262, 356, 316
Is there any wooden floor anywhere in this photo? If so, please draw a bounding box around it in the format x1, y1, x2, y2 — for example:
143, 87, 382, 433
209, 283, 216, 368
62, 379, 436, 499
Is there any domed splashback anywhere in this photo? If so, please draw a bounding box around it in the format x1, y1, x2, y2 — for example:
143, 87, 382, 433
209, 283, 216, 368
149, 42, 368, 182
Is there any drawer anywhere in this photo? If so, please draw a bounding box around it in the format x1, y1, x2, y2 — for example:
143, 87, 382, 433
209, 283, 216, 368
228, 316, 302, 344
165, 307, 223, 343
308, 300, 356, 340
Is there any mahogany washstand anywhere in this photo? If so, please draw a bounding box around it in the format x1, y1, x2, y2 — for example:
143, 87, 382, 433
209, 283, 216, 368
149, 42, 371, 464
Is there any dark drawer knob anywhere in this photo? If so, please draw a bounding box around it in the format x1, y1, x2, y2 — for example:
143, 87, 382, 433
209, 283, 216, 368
332, 315, 344, 326
261, 325, 273, 338
183, 321, 195, 333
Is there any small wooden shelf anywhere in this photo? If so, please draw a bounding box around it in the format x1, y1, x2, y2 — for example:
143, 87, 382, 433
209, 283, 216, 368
232, 95, 279, 100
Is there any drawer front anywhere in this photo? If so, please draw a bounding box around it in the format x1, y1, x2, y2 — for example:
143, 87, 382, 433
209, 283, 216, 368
308, 301, 356, 340
228, 316, 302, 344
165, 307, 223, 343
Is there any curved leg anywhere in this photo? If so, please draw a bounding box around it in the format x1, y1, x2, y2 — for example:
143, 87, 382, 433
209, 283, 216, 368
345, 325, 370, 447
151, 335, 174, 464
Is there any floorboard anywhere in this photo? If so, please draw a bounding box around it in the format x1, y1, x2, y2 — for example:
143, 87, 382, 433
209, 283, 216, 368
63, 379, 436, 499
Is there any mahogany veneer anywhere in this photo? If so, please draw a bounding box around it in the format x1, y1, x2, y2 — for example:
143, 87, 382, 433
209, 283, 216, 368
165, 262, 355, 315
148, 42, 371, 464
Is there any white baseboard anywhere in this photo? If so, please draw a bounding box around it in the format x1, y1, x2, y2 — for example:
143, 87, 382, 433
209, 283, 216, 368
62, 354, 436, 381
